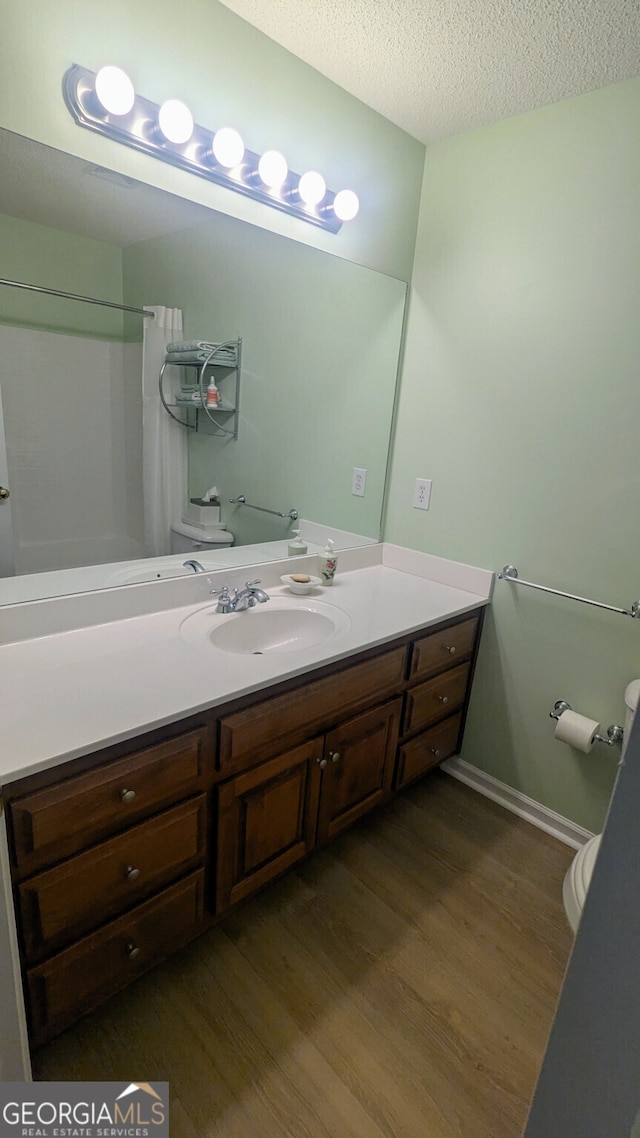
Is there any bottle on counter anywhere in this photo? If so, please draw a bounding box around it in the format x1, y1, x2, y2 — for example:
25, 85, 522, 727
288, 529, 308, 555
319, 538, 338, 585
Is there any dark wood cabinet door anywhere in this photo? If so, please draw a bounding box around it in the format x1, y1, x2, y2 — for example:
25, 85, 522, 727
215, 738, 323, 914
317, 699, 402, 845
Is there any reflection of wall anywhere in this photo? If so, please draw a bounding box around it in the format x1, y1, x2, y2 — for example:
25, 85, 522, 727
123, 212, 405, 542
384, 75, 640, 832
0, 1, 424, 281
0, 214, 124, 340
0, 326, 144, 573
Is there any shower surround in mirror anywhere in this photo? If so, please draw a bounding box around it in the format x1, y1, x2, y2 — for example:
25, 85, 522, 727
0, 324, 145, 575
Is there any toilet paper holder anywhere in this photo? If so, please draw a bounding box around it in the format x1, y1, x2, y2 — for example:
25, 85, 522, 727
549, 700, 624, 747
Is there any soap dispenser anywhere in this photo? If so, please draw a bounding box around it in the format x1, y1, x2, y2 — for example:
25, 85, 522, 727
319, 538, 338, 585
288, 529, 308, 555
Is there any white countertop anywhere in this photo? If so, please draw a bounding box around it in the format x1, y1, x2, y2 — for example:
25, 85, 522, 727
0, 545, 493, 785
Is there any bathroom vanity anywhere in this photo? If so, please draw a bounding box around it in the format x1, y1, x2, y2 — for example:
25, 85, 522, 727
0, 545, 492, 1067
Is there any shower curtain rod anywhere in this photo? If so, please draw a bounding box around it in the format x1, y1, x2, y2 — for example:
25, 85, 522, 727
0, 277, 154, 318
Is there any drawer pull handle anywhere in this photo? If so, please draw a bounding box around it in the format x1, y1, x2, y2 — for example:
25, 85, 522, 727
125, 865, 140, 882
317, 757, 328, 769
431, 748, 441, 757
438, 695, 449, 705
329, 751, 341, 763
443, 644, 456, 655
126, 942, 141, 960
120, 788, 136, 804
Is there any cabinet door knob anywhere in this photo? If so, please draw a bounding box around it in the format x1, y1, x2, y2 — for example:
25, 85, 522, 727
438, 695, 449, 705
430, 748, 441, 757
317, 757, 328, 768
0, 486, 9, 500
443, 644, 456, 655
120, 788, 136, 804
329, 751, 341, 763
125, 865, 140, 882
126, 942, 141, 960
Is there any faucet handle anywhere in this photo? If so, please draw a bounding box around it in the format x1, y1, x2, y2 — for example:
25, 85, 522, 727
245, 579, 261, 589
210, 584, 233, 612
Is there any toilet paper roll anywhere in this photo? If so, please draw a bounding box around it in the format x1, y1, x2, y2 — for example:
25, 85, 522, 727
554, 710, 600, 753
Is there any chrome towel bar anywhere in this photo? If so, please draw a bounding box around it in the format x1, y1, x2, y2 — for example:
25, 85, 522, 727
499, 565, 640, 619
229, 495, 299, 521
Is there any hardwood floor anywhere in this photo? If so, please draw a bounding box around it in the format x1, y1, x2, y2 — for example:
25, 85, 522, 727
33, 772, 574, 1138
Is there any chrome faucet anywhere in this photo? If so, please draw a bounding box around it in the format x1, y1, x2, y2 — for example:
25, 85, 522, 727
210, 579, 270, 613
183, 559, 206, 573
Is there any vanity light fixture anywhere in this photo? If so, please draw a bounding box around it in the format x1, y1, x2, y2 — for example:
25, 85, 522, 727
62, 64, 359, 233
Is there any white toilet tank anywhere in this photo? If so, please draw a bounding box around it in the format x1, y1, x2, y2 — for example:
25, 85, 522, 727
563, 678, 640, 932
170, 521, 234, 553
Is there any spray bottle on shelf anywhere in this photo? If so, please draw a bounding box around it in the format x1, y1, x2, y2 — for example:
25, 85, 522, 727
319, 538, 338, 585
206, 379, 220, 409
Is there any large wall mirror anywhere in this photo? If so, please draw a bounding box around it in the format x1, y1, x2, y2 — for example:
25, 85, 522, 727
0, 130, 407, 606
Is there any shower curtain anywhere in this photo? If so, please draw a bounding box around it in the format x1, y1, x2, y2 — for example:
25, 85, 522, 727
142, 305, 186, 557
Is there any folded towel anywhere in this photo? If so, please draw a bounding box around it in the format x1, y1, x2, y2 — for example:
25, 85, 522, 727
166, 340, 235, 353
166, 348, 237, 365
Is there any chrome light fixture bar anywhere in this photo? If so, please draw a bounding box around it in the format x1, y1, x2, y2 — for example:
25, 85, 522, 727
62, 65, 359, 233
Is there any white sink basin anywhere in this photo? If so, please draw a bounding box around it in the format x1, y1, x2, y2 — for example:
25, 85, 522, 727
180, 597, 350, 654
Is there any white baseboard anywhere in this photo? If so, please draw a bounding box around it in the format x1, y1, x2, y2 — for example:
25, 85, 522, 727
441, 757, 594, 850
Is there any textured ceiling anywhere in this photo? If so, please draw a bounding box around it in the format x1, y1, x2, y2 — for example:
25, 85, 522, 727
220, 0, 640, 143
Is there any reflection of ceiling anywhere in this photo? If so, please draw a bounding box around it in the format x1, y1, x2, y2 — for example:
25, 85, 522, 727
0, 130, 214, 247
220, 0, 640, 143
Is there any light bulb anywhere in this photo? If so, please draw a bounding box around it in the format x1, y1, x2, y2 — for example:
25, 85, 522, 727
298, 170, 326, 207
94, 66, 135, 116
212, 127, 245, 168
258, 150, 288, 189
158, 99, 194, 144
333, 189, 360, 221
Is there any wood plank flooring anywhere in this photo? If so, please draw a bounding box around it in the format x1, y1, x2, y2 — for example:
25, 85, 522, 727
33, 772, 574, 1138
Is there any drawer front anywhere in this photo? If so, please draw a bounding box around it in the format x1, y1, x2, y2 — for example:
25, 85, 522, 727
409, 616, 479, 682
402, 662, 471, 737
18, 796, 206, 962
10, 728, 209, 876
26, 870, 206, 1047
395, 713, 462, 790
219, 646, 406, 774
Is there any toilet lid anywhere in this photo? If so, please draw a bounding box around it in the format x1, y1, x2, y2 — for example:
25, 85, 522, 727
575, 833, 601, 906
171, 521, 234, 545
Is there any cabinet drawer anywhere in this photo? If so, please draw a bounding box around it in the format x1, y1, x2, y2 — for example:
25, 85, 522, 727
409, 616, 479, 682
18, 796, 206, 962
395, 713, 462, 790
26, 870, 206, 1047
402, 662, 470, 737
10, 728, 209, 876
219, 646, 406, 774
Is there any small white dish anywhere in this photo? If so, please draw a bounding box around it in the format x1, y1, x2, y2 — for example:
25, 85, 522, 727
280, 573, 322, 595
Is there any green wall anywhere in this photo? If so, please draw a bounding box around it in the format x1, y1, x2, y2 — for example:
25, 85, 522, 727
384, 76, 640, 831
0, 0, 424, 281
123, 211, 405, 539
0, 214, 124, 339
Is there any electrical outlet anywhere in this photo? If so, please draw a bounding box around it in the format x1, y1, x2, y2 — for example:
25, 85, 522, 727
352, 467, 367, 497
412, 477, 432, 510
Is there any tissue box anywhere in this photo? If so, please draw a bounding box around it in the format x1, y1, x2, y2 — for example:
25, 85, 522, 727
183, 500, 221, 527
